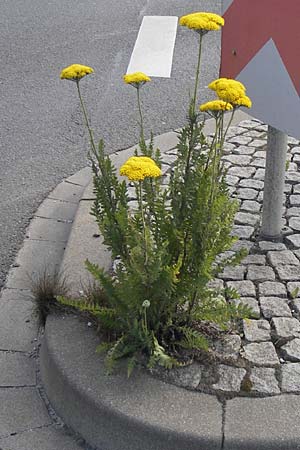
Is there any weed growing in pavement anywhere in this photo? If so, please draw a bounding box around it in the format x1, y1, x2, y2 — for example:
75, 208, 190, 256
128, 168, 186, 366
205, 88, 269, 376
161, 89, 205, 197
31, 268, 69, 324
58, 12, 253, 375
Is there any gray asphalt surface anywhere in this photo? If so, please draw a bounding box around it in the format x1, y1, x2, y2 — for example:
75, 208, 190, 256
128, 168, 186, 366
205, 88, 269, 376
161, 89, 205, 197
0, 0, 221, 288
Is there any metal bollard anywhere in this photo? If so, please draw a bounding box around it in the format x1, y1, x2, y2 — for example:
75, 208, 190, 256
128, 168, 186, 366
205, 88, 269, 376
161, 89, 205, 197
261, 126, 288, 240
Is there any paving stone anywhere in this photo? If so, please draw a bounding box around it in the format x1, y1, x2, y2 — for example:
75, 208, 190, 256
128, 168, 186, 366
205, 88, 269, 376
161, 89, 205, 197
223, 155, 252, 166
272, 317, 300, 342
238, 179, 264, 190
258, 281, 287, 297
286, 207, 300, 217
0, 352, 36, 386
231, 240, 253, 252
213, 335, 242, 363
281, 339, 300, 362
238, 119, 261, 129
289, 217, 300, 231
249, 367, 280, 395
5, 239, 65, 290
258, 241, 287, 252
268, 250, 300, 267
290, 195, 300, 206
34, 198, 78, 221
65, 166, 92, 187
259, 297, 292, 319
288, 136, 299, 145
276, 265, 300, 281
292, 299, 300, 314
219, 266, 246, 281
244, 130, 266, 139
227, 186, 236, 196
235, 212, 260, 227
291, 146, 300, 154
224, 394, 300, 449
240, 200, 261, 213
294, 249, 300, 260
25, 216, 71, 243
286, 171, 300, 184
236, 188, 258, 200
256, 191, 264, 203
0, 387, 51, 437
212, 364, 246, 393
231, 297, 260, 318
167, 363, 202, 389
223, 142, 236, 153
228, 135, 253, 146
48, 181, 85, 204
0, 297, 38, 352
285, 234, 300, 249
232, 145, 256, 155
227, 166, 256, 179
241, 254, 266, 265
254, 150, 267, 158
247, 265, 275, 282
293, 184, 300, 194
284, 183, 293, 193
243, 319, 271, 342
231, 225, 254, 239
0, 426, 83, 450
281, 363, 300, 392
250, 158, 266, 168
225, 175, 239, 186
242, 342, 279, 366
225, 126, 246, 138
207, 279, 224, 290
287, 282, 300, 298
288, 162, 298, 172
253, 168, 265, 180
251, 139, 267, 148
226, 281, 256, 297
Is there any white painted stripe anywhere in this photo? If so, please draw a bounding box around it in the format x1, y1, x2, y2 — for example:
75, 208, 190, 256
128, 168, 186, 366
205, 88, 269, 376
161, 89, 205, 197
127, 16, 178, 78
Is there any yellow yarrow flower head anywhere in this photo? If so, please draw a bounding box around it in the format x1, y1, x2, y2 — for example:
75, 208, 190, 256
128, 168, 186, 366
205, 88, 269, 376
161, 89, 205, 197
199, 100, 233, 112
208, 78, 246, 94
179, 12, 224, 34
60, 64, 94, 81
123, 72, 151, 88
120, 156, 161, 182
208, 78, 251, 107
232, 95, 252, 109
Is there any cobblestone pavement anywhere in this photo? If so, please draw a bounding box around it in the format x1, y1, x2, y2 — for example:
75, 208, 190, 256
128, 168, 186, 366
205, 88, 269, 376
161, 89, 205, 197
147, 118, 300, 397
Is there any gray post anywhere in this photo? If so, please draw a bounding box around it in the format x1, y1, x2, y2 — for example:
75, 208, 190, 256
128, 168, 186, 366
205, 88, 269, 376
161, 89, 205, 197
261, 126, 287, 239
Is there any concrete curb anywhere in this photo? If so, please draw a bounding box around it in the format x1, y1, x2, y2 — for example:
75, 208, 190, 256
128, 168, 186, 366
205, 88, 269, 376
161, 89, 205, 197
41, 315, 223, 450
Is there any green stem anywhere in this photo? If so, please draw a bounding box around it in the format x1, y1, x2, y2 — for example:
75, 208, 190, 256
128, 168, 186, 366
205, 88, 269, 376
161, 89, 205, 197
192, 32, 203, 116
137, 86, 145, 145
138, 181, 148, 265
76, 81, 97, 156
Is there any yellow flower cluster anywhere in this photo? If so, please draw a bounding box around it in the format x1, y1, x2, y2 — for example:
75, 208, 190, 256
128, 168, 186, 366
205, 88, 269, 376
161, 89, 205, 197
123, 72, 151, 86
200, 100, 233, 112
60, 64, 94, 81
208, 78, 252, 108
179, 12, 224, 32
120, 156, 161, 181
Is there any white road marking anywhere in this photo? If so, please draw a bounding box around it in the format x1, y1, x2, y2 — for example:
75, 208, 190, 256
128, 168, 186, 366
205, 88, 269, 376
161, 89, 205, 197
126, 16, 178, 78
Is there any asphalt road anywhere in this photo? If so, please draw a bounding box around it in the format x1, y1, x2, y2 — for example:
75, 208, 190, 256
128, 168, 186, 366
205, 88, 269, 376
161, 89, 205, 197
0, 0, 221, 288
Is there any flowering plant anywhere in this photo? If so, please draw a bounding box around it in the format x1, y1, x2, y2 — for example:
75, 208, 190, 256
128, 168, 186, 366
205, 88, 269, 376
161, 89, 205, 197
59, 12, 252, 375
